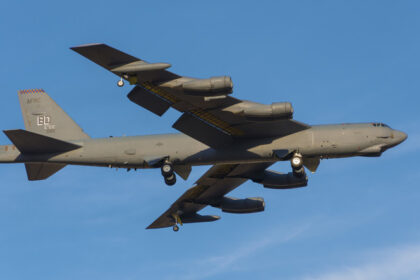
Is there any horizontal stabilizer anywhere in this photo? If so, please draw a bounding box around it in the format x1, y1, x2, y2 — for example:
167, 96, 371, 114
3, 129, 81, 154
25, 163, 66, 181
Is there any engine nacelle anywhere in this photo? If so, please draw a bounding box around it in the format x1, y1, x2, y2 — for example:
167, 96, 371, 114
244, 102, 293, 119
253, 170, 307, 189
229, 101, 293, 120
182, 76, 233, 95
215, 196, 265, 214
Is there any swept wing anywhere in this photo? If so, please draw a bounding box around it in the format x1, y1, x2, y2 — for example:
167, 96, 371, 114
71, 44, 310, 148
147, 162, 273, 229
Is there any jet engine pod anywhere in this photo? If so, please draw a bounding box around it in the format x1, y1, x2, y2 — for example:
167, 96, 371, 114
253, 170, 307, 189
182, 76, 233, 95
242, 102, 293, 119
216, 196, 265, 214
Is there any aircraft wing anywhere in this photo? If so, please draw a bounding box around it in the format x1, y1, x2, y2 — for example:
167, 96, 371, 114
71, 44, 310, 148
71, 43, 179, 83
147, 162, 273, 229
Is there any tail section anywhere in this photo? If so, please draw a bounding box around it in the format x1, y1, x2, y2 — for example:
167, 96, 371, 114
25, 163, 66, 181
18, 89, 89, 141
3, 129, 81, 154
3, 129, 82, 181
11, 89, 89, 181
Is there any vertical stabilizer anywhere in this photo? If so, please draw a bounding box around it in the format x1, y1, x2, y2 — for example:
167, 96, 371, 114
18, 89, 89, 140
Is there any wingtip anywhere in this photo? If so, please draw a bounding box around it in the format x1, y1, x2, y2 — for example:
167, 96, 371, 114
146, 223, 168, 230
70, 43, 105, 50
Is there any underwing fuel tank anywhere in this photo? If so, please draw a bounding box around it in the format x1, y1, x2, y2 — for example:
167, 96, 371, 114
111, 61, 171, 74
181, 214, 220, 224
182, 76, 233, 95
214, 196, 265, 214
252, 170, 308, 189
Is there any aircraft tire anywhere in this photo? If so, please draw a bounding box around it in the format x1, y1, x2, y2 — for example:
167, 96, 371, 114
117, 78, 124, 87
161, 162, 174, 177
291, 155, 303, 168
173, 225, 179, 232
293, 166, 305, 178
165, 174, 176, 186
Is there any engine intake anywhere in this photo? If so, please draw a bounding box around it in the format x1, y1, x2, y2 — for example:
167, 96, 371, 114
182, 76, 233, 95
214, 197, 265, 214
252, 170, 307, 189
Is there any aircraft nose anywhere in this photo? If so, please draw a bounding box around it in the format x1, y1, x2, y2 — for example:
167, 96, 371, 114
393, 130, 408, 145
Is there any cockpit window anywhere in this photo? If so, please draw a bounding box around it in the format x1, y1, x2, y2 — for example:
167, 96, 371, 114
372, 123, 390, 128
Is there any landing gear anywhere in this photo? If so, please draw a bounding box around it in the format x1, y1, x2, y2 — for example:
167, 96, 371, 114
291, 153, 305, 177
117, 77, 124, 87
161, 161, 174, 177
161, 160, 176, 186
164, 174, 176, 186
291, 153, 303, 169
171, 213, 182, 232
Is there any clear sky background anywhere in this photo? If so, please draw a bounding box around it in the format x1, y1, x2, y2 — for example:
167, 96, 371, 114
0, 1, 419, 279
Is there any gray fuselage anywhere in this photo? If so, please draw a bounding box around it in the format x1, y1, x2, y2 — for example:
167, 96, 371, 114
0, 123, 407, 169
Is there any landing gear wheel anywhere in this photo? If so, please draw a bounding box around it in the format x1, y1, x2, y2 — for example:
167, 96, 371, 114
161, 162, 174, 177
117, 78, 124, 87
291, 154, 303, 169
173, 225, 179, 232
293, 166, 305, 178
291, 153, 305, 178
164, 174, 176, 186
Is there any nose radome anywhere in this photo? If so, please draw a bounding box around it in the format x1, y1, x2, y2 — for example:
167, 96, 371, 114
394, 130, 408, 144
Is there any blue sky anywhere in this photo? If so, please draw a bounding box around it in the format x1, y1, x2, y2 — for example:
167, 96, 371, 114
0, 1, 419, 279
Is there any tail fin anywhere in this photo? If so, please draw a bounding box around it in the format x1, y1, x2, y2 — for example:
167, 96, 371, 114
15, 89, 88, 181
18, 89, 89, 141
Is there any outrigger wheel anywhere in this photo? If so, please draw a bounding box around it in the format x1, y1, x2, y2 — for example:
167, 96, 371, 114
171, 213, 182, 232
117, 77, 124, 87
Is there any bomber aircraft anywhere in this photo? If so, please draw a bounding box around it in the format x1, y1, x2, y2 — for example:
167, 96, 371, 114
0, 44, 407, 231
